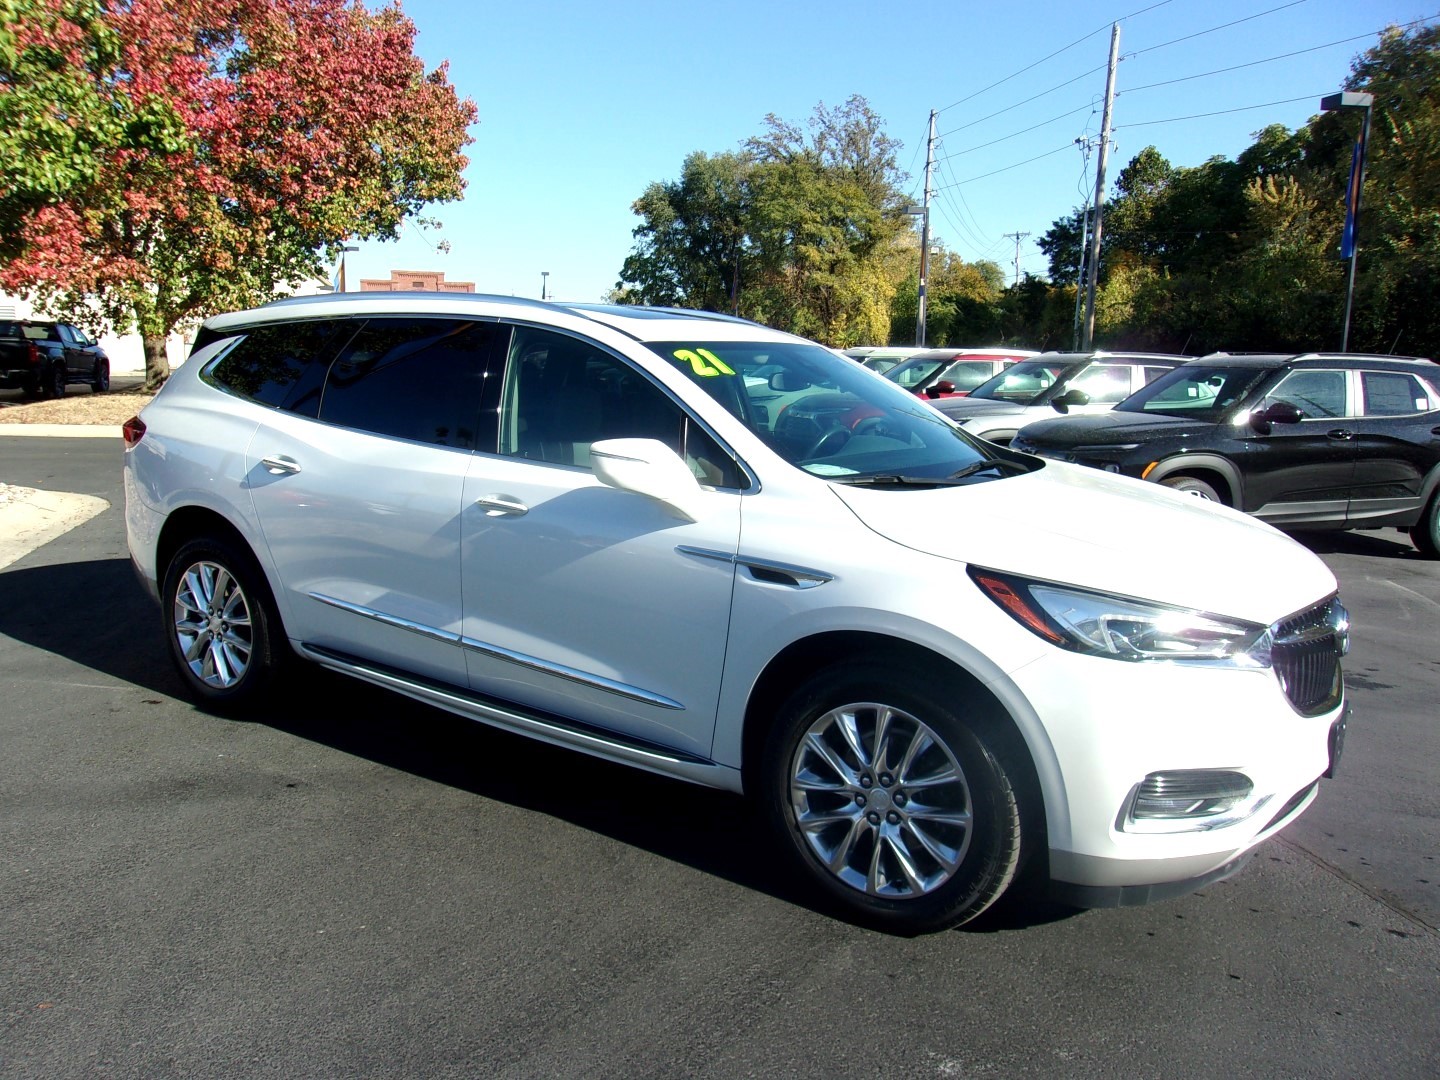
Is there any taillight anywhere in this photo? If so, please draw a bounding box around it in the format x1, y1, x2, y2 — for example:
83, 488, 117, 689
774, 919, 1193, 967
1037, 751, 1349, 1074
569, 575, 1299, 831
122, 416, 146, 448
26, 342, 40, 366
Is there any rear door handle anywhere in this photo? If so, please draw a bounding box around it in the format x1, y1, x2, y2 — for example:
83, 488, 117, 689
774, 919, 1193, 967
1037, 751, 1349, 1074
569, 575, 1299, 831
475, 494, 529, 517
260, 455, 301, 475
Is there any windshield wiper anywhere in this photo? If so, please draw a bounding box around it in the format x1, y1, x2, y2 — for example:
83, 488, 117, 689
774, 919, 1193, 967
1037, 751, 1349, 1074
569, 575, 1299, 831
834, 460, 1021, 488
949, 458, 1022, 479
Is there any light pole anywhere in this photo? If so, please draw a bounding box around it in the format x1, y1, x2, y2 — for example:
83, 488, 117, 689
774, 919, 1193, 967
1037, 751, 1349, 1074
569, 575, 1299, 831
1321, 91, 1373, 353
541, 271, 549, 301
337, 245, 358, 292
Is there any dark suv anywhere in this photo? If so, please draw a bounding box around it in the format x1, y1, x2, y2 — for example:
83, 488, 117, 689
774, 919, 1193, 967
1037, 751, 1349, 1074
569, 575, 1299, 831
1010, 352, 1440, 556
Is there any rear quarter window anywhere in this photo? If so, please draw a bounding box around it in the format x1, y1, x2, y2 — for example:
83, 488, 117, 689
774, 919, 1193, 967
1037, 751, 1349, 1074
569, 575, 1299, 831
206, 320, 352, 409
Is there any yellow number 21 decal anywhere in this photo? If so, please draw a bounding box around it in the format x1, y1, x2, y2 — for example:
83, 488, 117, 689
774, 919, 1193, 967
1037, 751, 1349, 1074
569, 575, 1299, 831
672, 348, 735, 377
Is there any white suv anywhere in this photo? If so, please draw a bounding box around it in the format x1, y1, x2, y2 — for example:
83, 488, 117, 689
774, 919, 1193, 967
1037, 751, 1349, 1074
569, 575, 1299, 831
123, 294, 1349, 933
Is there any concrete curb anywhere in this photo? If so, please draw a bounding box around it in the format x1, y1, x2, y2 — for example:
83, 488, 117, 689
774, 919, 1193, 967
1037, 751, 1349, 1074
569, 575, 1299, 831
0, 424, 123, 439
0, 484, 111, 570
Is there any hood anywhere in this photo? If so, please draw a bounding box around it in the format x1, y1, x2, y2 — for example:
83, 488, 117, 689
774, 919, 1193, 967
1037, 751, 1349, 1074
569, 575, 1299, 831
932, 397, 1029, 420
828, 461, 1335, 624
1019, 410, 1214, 448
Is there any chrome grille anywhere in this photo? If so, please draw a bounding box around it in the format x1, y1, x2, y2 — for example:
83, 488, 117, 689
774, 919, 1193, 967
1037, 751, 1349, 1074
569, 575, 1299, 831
1271, 598, 1346, 715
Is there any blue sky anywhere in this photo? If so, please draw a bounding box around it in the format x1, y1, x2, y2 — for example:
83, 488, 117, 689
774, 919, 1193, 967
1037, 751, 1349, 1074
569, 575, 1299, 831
339, 0, 1436, 303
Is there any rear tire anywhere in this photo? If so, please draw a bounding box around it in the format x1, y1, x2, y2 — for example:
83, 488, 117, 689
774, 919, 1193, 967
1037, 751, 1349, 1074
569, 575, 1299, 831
760, 661, 1027, 934
1410, 493, 1440, 559
41, 363, 65, 399
1160, 475, 1220, 502
161, 536, 288, 711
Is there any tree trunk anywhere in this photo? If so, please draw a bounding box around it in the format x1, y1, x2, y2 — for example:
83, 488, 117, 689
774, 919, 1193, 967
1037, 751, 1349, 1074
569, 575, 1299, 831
142, 335, 170, 391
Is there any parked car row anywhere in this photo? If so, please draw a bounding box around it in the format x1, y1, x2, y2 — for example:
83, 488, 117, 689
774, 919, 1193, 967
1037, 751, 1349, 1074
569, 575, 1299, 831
125, 295, 1351, 934
1010, 351, 1440, 557
0, 319, 110, 398
881, 347, 1039, 400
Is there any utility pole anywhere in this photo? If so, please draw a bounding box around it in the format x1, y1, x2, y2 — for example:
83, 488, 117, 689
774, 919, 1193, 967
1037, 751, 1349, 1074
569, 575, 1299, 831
916, 110, 936, 347
1003, 231, 1030, 286
1082, 22, 1121, 350
1071, 137, 1097, 350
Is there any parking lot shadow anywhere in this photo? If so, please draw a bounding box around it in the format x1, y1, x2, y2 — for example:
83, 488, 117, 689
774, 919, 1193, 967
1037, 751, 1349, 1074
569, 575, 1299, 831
0, 555, 180, 695
0, 553, 1083, 934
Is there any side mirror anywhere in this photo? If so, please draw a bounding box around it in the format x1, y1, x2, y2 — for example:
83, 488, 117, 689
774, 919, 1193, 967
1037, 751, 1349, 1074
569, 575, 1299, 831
1249, 401, 1303, 434
925, 380, 956, 399
1051, 388, 1090, 413
590, 438, 701, 517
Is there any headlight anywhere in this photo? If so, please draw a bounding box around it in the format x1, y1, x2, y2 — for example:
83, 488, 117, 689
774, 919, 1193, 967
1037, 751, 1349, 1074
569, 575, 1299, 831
969, 567, 1272, 666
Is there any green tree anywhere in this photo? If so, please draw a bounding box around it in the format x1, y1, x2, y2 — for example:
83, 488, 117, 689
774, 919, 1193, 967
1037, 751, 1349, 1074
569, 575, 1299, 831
616, 151, 755, 314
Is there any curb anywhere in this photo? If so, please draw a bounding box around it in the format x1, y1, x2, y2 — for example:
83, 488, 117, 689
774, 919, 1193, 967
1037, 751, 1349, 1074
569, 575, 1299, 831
0, 484, 111, 570
0, 424, 123, 439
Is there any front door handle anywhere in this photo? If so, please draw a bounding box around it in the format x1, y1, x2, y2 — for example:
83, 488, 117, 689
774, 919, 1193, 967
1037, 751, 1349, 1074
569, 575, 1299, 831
475, 494, 529, 517
1325, 429, 1356, 441
260, 455, 301, 475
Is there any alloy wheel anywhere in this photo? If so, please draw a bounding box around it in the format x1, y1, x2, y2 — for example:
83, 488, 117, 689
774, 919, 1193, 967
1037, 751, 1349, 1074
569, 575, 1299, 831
172, 560, 255, 689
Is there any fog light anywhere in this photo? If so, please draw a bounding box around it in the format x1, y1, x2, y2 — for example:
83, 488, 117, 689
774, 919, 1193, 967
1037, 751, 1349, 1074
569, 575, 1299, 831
1125, 770, 1255, 831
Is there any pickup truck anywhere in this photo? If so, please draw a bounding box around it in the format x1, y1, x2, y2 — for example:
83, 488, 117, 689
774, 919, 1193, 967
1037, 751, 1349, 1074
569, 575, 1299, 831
0, 320, 110, 398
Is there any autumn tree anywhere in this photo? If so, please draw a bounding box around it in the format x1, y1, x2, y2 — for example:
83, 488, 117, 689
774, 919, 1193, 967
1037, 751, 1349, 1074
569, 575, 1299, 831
0, 0, 476, 387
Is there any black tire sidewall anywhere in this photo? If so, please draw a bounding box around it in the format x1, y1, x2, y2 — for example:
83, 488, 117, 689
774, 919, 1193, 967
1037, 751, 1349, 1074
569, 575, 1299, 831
1411, 494, 1440, 559
760, 663, 1024, 933
92, 358, 109, 392
44, 363, 66, 399
161, 536, 285, 710
1162, 476, 1220, 501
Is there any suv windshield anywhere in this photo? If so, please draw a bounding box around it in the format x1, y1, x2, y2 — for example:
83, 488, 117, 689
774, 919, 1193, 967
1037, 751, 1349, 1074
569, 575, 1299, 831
648, 340, 1008, 481
1115, 365, 1274, 422
968, 359, 1077, 404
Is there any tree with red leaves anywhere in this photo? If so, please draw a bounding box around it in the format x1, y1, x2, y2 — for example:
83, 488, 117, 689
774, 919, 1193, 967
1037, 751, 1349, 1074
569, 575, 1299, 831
1, 0, 476, 387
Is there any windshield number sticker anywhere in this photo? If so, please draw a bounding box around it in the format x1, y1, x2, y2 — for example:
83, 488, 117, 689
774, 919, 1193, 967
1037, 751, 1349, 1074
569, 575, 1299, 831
672, 348, 735, 377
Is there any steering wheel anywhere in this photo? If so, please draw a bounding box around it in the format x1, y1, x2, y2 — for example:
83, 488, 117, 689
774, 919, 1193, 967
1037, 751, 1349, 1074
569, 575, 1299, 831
802, 424, 852, 459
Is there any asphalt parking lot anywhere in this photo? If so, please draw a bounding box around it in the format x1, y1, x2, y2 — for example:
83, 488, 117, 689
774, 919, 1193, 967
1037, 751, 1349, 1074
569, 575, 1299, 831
2, 435, 1437, 1079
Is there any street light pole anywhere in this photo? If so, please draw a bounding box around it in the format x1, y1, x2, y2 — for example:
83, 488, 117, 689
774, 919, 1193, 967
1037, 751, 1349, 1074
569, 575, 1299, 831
1321, 91, 1374, 353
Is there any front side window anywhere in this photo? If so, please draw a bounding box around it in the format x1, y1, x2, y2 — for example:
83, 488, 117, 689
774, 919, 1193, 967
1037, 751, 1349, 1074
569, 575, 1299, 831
500, 327, 741, 486
1118, 365, 1276, 422
1261, 369, 1348, 419
1070, 363, 1134, 404
968, 361, 1071, 404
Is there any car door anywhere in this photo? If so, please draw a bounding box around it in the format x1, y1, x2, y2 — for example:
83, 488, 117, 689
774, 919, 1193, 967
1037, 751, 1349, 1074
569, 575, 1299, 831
1242, 367, 1356, 524
459, 325, 742, 759
246, 316, 497, 687
1343, 368, 1440, 526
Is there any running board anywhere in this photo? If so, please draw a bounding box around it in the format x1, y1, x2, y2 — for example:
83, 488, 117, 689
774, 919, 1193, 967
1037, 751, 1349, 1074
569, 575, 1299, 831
297, 643, 743, 794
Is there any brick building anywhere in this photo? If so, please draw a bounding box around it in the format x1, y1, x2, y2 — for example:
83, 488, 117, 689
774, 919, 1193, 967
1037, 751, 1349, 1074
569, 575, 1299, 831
359, 269, 475, 293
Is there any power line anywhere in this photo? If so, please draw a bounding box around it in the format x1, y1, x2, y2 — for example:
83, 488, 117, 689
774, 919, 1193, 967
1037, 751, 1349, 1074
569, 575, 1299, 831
1124, 19, 1437, 95
936, 143, 1077, 189
935, 0, 1177, 115
1127, 0, 1311, 59
935, 101, 1098, 163
1115, 93, 1328, 130
937, 65, 1106, 140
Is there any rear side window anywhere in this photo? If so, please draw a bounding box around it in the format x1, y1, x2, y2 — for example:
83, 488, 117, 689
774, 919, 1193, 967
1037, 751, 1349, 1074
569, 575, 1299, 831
1361, 371, 1433, 416
318, 318, 495, 449
207, 320, 349, 408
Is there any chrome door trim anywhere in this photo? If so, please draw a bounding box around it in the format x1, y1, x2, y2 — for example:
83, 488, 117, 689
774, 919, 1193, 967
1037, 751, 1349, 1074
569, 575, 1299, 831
459, 635, 685, 711
311, 592, 461, 645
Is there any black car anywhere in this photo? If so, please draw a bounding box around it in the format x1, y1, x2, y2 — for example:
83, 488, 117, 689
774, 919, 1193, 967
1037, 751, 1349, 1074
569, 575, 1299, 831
1011, 352, 1440, 557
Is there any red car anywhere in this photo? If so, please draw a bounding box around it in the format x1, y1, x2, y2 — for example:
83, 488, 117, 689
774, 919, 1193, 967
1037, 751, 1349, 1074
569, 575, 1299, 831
883, 347, 1038, 399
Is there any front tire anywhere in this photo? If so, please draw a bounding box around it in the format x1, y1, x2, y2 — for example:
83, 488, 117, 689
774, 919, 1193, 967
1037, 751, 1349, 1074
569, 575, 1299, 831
91, 357, 110, 393
1160, 475, 1221, 502
1410, 493, 1440, 559
760, 662, 1027, 934
162, 536, 287, 710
